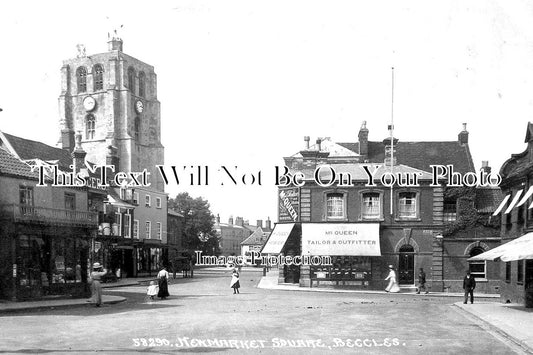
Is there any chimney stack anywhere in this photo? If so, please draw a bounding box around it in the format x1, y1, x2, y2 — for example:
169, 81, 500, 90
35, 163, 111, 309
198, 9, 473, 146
265, 217, 272, 231
235, 217, 244, 226
304, 136, 310, 150
228, 216, 233, 225
216, 214, 220, 224
71, 132, 86, 173
256, 219, 263, 229
316, 138, 322, 151
458, 123, 469, 145
358, 121, 369, 158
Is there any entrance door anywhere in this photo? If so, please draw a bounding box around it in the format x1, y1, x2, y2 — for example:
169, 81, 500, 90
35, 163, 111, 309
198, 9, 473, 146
398, 245, 415, 285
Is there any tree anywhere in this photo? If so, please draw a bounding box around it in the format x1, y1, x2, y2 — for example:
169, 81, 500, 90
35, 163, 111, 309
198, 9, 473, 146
168, 192, 219, 255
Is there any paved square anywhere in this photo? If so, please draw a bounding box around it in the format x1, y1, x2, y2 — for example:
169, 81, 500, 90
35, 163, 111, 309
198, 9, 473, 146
0, 269, 522, 354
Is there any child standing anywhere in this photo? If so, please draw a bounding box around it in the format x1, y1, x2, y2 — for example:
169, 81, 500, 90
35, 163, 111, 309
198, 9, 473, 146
230, 268, 240, 294
147, 281, 158, 300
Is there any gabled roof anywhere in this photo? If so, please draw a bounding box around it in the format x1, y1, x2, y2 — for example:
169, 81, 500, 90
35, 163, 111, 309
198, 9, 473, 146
0, 147, 40, 181
1, 132, 73, 169
337, 140, 474, 174
241, 227, 269, 246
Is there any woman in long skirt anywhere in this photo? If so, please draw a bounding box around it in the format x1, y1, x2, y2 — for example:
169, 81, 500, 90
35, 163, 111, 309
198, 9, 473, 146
230, 268, 240, 294
90, 262, 107, 307
157, 266, 170, 299
385, 265, 400, 293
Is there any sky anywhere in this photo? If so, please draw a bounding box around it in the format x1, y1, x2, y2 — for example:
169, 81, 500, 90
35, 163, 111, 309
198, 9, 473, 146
1, 0, 533, 225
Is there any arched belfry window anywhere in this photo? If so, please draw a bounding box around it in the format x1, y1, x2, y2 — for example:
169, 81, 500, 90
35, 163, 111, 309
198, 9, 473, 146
134, 116, 140, 140
86, 114, 96, 140
93, 64, 104, 91
77, 67, 87, 93
127, 67, 135, 92
138, 71, 146, 97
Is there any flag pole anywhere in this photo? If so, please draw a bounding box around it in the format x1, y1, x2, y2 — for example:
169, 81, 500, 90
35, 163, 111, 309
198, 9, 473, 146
390, 67, 395, 215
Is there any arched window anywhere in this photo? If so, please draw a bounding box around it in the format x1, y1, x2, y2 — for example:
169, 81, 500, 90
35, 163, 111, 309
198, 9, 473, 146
86, 114, 95, 140
127, 67, 135, 92
93, 64, 104, 91
134, 116, 140, 140
138, 71, 146, 97
469, 247, 486, 279
77, 67, 87, 93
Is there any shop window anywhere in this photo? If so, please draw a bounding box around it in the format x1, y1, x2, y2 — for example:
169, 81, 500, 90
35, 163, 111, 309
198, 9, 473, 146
326, 193, 345, 220
77, 66, 87, 93
361, 192, 381, 220
86, 114, 96, 140
139, 71, 146, 97
51, 238, 83, 284
398, 192, 418, 219
93, 64, 104, 91
127, 66, 135, 91
505, 262, 511, 283
469, 247, 486, 279
518, 260, 524, 284
123, 214, 131, 238
443, 199, 457, 222
133, 219, 139, 239
145, 221, 151, 238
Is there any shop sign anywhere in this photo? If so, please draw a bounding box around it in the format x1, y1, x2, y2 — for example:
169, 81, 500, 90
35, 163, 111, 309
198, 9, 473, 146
302, 223, 381, 256
279, 188, 299, 222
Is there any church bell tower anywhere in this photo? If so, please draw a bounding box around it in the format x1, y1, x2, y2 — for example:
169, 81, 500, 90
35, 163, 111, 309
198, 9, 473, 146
58, 36, 164, 191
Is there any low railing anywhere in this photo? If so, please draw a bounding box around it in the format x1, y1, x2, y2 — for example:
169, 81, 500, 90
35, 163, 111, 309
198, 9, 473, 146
0, 204, 98, 227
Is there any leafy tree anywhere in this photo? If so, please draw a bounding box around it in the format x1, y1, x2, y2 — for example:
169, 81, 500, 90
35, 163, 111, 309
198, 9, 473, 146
168, 192, 219, 255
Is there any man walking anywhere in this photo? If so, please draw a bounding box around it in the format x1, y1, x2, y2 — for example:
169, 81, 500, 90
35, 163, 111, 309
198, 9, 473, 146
463, 270, 476, 304
416, 268, 428, 294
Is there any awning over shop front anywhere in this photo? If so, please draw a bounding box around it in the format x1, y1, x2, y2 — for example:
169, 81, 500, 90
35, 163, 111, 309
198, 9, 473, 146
261, 223, 295, 254
302, 223, 381, 256
468, 232, 533, 262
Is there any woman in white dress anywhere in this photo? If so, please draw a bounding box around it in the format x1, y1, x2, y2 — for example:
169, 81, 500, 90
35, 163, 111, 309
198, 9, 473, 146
385, 265, 400, 293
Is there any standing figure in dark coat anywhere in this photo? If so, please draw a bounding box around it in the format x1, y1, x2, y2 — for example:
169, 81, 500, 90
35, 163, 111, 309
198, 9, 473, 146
416, 268, 428, 294
157, 266, 170, 299
463, 270, 476, 304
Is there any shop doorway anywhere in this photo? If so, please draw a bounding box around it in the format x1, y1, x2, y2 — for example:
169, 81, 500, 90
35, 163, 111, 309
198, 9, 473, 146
398, 245, 415, 285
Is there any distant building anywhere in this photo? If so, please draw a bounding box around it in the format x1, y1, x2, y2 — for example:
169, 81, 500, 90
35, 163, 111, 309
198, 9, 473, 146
241, 224, 272, 265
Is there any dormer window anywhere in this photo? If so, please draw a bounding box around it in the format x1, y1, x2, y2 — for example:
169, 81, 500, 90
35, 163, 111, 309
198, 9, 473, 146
76, 66, 87, 93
